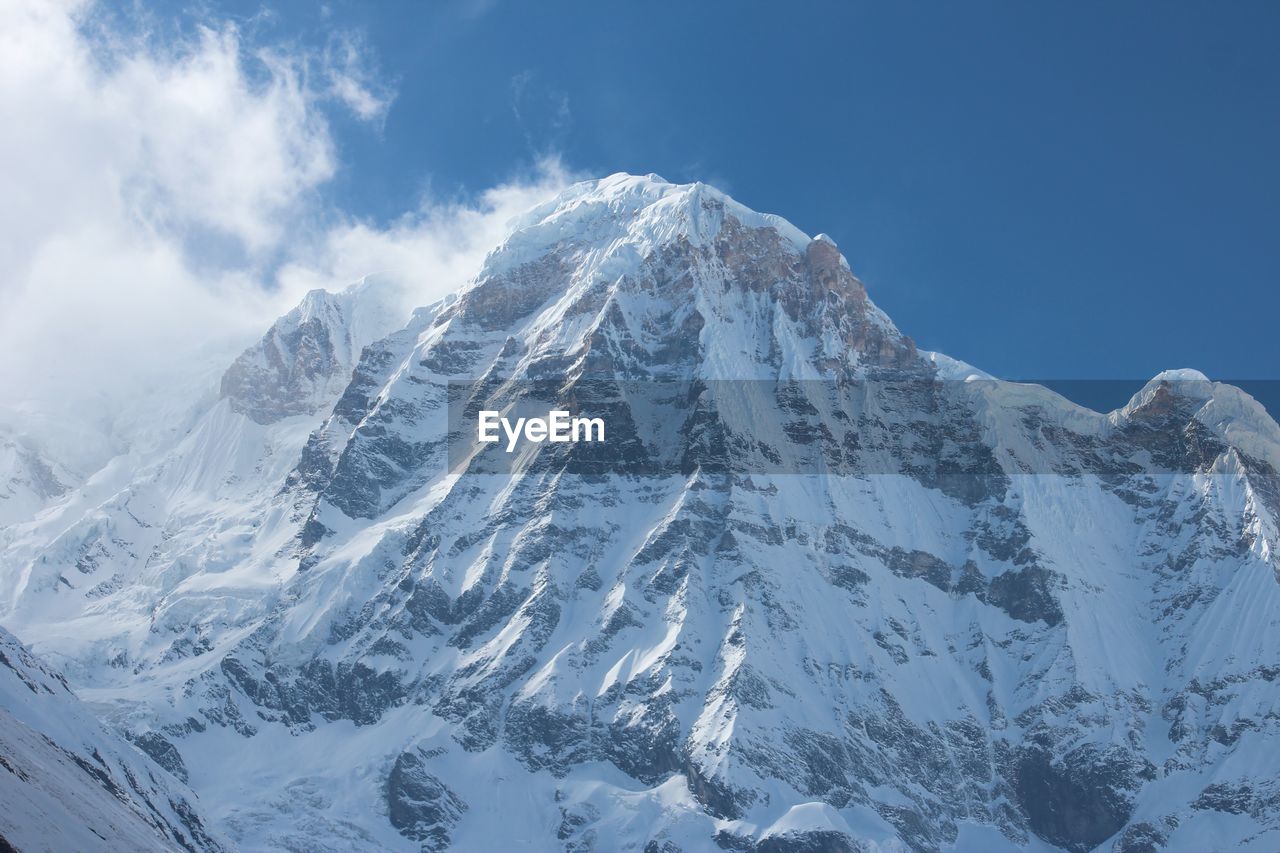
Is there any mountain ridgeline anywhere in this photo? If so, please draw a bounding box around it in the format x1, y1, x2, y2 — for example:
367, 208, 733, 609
2, 174, 1278, 852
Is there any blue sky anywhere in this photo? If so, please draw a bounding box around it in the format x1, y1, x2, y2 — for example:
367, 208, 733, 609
119, 1, 1280, 382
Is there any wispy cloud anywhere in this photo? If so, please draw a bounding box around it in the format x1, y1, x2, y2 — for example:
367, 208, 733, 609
322, 30, 393, 124
510, 70, 573, 157
276, 155, 573, 305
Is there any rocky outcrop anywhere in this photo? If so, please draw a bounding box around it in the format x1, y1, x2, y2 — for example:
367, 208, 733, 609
385, 747, 466, 850
221, 277, 407, 424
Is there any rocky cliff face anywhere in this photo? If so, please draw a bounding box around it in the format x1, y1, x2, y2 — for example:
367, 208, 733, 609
221, 276, 409, 425
2, 174, 1279, 852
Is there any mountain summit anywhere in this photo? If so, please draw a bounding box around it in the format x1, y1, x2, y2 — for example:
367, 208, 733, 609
2, 175, 1279, 852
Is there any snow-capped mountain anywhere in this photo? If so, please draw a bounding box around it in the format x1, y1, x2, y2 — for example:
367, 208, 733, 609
2, 174, 1279, 852
0, 625, 223, 851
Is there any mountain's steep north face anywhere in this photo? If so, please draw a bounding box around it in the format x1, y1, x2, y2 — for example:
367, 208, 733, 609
2, 174, 1279, 852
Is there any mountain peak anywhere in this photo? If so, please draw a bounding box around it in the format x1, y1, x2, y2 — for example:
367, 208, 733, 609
487, 173, 813, 279
220, 276, 409, 424
1116, 368, 1280, 472
433, 173, 915, 380
1150, 367, 1211, 383
1121, 368, 1215, 417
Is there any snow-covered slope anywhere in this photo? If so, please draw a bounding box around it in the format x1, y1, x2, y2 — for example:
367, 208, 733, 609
0, 276, 413, 682
0, 428, 71, 527
0, 625, 223, 852
3, 174, 1279, 852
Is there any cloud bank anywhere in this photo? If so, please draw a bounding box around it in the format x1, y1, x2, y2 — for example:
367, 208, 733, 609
0, 1, 569, 464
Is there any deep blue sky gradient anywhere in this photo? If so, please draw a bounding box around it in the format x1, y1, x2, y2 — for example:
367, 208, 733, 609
137, 0, 1279, 382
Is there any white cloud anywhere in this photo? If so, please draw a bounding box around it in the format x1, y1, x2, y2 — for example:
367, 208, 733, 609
275, 158, 572, 305
322, 31, 393, 123
0, 2, 338, 270
0, 1, 571, 467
